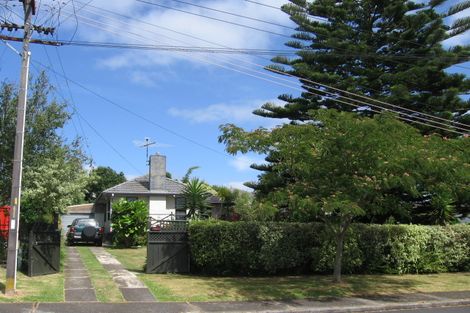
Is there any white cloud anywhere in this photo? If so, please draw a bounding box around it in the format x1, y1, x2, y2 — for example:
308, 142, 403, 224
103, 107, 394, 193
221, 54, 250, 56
168, 98, 288, 126
168, 102, 258, 123
226, 181, 253, 192
229, 155, 263, 172
60, 0, 294, 70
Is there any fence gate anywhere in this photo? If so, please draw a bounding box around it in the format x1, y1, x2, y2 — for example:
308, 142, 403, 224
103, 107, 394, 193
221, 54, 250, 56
20, 224, 61, 276
146, 217, 189, 274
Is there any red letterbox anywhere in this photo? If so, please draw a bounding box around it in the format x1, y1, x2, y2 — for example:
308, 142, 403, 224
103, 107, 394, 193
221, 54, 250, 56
0, 205, 11, 240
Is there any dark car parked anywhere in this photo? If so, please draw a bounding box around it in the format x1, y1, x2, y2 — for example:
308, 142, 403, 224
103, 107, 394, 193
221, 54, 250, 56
66, 218, 103, 246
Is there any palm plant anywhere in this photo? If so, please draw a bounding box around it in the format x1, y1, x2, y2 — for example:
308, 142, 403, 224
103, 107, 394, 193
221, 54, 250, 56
183, 178, 212, 219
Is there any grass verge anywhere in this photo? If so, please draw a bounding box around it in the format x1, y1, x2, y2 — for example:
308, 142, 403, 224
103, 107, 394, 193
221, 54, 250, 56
76, 247, 124, 302
0, 267, 63, 302
108, 247, 470, 302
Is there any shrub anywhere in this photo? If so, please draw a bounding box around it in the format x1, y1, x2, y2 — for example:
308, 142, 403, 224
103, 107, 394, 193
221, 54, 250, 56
111, 199, 148, 247
188, 221, 470, 275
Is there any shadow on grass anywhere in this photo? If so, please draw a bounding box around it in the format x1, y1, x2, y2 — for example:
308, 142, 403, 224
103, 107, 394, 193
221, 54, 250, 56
157, 273, 429, 302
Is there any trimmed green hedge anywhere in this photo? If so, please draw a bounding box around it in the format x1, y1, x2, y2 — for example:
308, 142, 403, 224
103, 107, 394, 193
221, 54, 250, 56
188, 221, 470, 275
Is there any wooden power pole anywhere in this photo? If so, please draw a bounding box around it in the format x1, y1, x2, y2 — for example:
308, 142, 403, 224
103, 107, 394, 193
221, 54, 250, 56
5, 0, 35, 295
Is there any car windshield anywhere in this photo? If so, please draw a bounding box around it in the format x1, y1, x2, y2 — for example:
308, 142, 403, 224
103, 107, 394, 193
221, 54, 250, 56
73, 219, 97, 227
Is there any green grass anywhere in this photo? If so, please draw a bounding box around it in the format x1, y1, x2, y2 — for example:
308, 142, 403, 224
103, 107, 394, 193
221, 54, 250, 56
108, 247, 470, 302
107, 246, 146, 272
76, 247, 124, 302
0, 267, 64, 302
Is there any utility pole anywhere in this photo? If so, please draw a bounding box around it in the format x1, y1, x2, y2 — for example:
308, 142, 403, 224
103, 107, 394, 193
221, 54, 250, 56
5, 0, 35, 295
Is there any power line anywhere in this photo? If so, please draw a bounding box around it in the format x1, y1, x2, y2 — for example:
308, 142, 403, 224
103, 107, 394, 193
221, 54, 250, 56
27, 60, 144, 176
54, 44, 92, 155
135, 0, 292, 39
49, 2, 464, 131
57, 39, 470, 60
31, 59, 228, 157
73, 0, 470, 101
165, 0, 296, 30
62, 4, 470, 133
244, 0, 281, 11
61, 40, 299, 55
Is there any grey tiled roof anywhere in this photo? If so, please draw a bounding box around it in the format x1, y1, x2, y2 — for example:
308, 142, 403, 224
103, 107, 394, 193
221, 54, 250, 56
102, 175, 185, 195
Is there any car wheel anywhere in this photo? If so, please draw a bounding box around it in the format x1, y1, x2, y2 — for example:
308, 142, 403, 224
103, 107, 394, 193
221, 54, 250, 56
95, 240, 102, 247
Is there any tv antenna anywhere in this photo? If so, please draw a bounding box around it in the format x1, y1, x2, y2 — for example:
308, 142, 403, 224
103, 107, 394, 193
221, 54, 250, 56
140, 137, 156, 165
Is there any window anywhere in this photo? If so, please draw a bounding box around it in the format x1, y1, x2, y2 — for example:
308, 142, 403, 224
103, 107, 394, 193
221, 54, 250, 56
175, 197, 186, 209
126, 197, 138, 202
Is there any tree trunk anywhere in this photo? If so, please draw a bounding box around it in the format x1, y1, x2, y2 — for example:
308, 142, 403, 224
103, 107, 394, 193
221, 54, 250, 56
333, 233, 344, 283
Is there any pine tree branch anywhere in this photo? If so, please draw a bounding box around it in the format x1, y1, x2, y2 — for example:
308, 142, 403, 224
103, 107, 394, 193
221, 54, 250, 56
430, 0, 446, 8
450, 16, 470, 31
446, 0, 470, 17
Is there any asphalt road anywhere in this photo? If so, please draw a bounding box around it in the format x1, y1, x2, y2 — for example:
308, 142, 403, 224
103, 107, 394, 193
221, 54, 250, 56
381, 305, 470, 313
0, 303, 469, 313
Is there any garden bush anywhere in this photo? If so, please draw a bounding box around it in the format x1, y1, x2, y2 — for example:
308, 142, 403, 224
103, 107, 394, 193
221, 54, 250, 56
188, 221, 470, 275
111, 199, 148, 247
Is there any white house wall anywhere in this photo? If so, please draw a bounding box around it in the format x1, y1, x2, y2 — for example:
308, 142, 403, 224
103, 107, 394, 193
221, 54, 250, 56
149, 195, 175, 219
104, 195, 178, 233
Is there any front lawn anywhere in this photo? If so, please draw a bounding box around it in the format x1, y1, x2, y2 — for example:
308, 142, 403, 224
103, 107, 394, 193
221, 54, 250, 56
107, 247, 470, 302
0, 267, 64, 302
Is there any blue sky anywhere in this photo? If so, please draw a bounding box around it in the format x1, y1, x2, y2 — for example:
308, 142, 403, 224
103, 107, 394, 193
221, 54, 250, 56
0, 0, 469, 191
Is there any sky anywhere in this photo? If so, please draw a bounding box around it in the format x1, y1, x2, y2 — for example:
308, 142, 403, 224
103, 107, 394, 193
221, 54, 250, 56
0, 0, 469, 191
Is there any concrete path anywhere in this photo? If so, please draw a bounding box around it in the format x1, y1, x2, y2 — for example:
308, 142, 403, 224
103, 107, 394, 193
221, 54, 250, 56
89, 247, 156, 302
64, 247, 97, 302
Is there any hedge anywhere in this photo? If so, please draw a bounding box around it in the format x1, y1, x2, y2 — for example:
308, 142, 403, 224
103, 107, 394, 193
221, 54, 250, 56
188, 221, 470, 275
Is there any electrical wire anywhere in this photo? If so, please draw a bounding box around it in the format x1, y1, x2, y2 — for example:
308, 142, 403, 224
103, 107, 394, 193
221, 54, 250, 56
28, 60, 144, 176
73, 0, 470, 107
57, 39, 470, 60
61, 40, 298, 55
47, 15, 470, 135
135, 0, 292, 39
164, 0, 296, 30
244, 0, 281, 11
30, 58, 229, 157
63, 6, 470, 133
4, 1, 464, 140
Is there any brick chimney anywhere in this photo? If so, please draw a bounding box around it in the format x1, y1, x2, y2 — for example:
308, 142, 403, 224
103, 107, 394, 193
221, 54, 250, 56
149, 154, 166, 191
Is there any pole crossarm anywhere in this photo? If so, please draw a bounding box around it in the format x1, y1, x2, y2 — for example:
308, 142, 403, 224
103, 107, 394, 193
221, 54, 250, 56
0, 34, 62, 46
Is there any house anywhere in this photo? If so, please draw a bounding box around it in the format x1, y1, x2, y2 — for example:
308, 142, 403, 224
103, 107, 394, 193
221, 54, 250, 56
94, 154, 187, 234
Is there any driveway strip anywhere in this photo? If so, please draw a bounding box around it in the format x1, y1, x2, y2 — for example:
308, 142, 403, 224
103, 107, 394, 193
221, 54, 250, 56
89, 247, 156, 302
64, 247, 98, 302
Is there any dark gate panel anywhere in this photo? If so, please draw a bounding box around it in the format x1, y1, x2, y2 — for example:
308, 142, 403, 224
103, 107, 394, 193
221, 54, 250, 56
28, 229, 61, 276
20, 224, 61, 276
146, 218, 189, 274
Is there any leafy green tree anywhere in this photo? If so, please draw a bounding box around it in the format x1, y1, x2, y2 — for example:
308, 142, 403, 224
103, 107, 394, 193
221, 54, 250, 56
211, 186, 261, 220
22, 143, 88, 224
0, 72, 89, 224
256, 0, 469, 133
111, 199, 148, 247
85, 166, 126, 202
183, 178, 212, 219
233, 192, 278, 221
220, 110, 470, 282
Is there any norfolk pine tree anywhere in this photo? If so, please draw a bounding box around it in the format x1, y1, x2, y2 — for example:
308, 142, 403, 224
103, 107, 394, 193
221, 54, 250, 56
242, 0, 470, 211
256, 0, 470, 127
